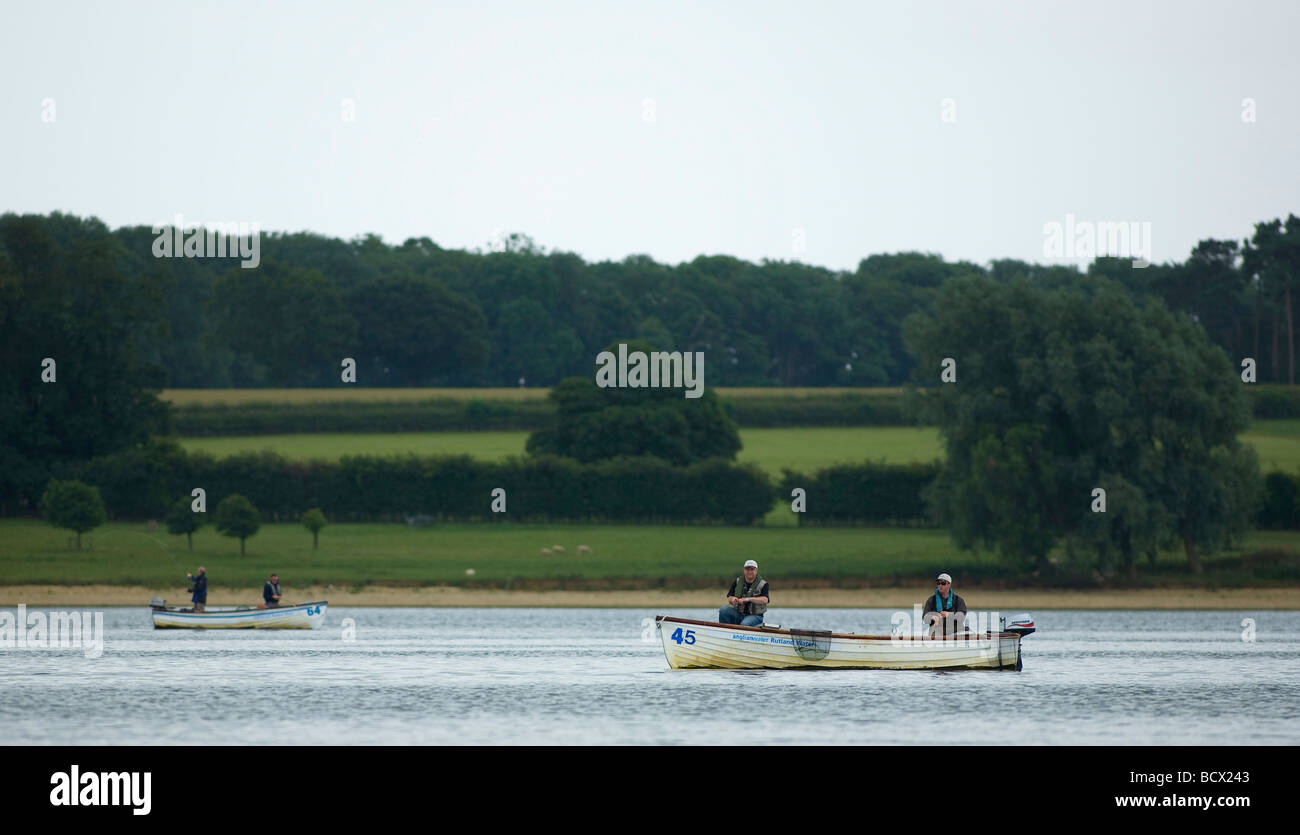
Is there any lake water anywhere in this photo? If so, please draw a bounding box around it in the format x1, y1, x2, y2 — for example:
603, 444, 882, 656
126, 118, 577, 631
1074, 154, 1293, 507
3, 607, 1298, 745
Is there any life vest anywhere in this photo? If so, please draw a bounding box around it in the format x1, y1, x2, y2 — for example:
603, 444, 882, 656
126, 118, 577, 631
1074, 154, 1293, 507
733, 575, 768, 616
934, 589, 956, 612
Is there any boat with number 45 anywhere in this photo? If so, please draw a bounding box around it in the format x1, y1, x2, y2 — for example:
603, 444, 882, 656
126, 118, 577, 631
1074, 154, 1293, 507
149, 598, 328, 629
655, 615, 1035, 671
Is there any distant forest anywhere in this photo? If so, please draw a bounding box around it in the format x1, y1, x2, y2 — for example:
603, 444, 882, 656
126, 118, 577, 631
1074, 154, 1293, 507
2, 212, 1298, 389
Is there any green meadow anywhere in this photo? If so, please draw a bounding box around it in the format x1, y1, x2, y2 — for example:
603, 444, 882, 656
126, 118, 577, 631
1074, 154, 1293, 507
175, 430, 538, 463
176, 424, 1300, 476
2, 519, 1298, 589
12, 416, 1293, 591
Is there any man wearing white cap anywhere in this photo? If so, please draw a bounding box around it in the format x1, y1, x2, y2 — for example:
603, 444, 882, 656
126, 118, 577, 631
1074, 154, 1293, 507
718, 559, 769, 626
922, 572, 967, 637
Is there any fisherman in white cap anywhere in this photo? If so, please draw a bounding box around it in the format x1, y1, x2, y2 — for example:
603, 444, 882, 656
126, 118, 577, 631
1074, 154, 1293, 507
718, 559, 770, 626
922, 572, 967, 637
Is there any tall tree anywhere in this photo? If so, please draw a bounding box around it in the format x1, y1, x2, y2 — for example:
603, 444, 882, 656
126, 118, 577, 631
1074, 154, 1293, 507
1244, 216, 1300, 385
493, 298, 585, 386
0, 214, 168, 512
526, 342, 741, 465
347, 273, 490, 385
165, 495, 204, 551
206, 261, 358, 386
214, 494, 260, 556
906, 274, 1258, 575
904, 277, 1071, 571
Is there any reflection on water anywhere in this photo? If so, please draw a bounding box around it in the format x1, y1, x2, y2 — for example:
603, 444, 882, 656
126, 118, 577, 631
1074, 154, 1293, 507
2, 607, 1297, 745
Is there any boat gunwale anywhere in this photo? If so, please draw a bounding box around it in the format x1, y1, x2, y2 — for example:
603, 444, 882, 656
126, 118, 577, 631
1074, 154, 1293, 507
152, 600, 328, 615
655, 615, 1020, 642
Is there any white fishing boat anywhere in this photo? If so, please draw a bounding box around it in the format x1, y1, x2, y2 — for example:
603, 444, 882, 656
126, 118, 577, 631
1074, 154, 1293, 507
655, 615, 1034, 671
150, 598, 328, 629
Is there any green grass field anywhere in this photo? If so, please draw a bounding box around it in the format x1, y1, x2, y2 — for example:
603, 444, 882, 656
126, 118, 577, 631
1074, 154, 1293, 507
176, 431, 539, 462
177, 424, 1299, 475
2, 519, 1297, 589
1244, 419, 1300, 473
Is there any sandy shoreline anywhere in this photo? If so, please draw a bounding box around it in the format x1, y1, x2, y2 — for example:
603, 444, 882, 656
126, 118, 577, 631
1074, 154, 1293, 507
1, 584, 1296, 609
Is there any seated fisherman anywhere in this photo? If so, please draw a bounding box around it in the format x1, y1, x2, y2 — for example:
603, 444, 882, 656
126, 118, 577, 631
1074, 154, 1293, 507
922, 572, 967, 637
718, 559, 770, 627
263, 573, 282, 608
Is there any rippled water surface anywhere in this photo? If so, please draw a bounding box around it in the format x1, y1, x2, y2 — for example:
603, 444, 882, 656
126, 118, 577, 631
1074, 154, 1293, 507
3, 607, 1298, 744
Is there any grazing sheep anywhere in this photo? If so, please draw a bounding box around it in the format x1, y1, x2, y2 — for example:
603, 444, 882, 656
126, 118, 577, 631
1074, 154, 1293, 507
577, 545, 592, 554
541, 548, 552, 556
552, 545, 565, 552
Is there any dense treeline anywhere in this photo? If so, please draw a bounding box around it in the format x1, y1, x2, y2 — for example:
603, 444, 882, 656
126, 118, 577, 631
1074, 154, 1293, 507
77, 440, 775, 525
4, 212, 1299, 392
171, 397, 556, 436
779, 463, 942, 526
4, 210, 1299, 547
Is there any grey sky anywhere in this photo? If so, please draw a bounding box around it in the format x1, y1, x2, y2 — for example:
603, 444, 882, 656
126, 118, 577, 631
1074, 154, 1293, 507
3, 0, 1297, 271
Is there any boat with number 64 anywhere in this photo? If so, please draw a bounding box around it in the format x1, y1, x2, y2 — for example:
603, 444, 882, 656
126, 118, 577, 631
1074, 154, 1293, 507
149, 598, 328, 629
655, 615, 1034, 671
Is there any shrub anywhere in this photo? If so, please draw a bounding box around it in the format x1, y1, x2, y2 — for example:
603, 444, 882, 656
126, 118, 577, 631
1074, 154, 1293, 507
1259, 471, 1300, 529
41, 480, 108, 548
779, 461, 942, 525
79, 438, 190, 519
214, 494, 261, 554
301, 508, 327, 549
165, 494, 204, 550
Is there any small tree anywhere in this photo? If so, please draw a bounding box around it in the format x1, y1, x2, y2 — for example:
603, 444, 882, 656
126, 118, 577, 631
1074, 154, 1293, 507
301, 508, 327, 550
525, 340, 742, 466
214, 494, 260, 555
42, 480, 108, 549
165, 495, 204, 551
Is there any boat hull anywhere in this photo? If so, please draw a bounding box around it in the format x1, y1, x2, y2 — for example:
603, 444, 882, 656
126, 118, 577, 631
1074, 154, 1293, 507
656, 616, 1021, 671
151, 601, 328, 630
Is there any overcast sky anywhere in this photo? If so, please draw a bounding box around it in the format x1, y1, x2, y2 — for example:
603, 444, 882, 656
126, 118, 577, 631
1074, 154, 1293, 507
3, 0, 1297, 271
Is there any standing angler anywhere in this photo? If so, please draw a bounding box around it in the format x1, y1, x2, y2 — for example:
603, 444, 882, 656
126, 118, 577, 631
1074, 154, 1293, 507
186, 566, 207, 613
718, 559, 770, 626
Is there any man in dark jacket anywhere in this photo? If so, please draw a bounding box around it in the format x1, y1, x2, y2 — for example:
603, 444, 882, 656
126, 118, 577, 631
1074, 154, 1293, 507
922, 572, 966, 637
718, 560, 770, 626
263, 574, 282, 608
187, 567, 207, 613
258, 572, 279, 603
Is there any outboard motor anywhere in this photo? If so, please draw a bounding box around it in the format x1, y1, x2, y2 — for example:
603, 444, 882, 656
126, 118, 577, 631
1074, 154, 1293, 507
1000, 613, 1035, 637
149, 597, 166, 610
